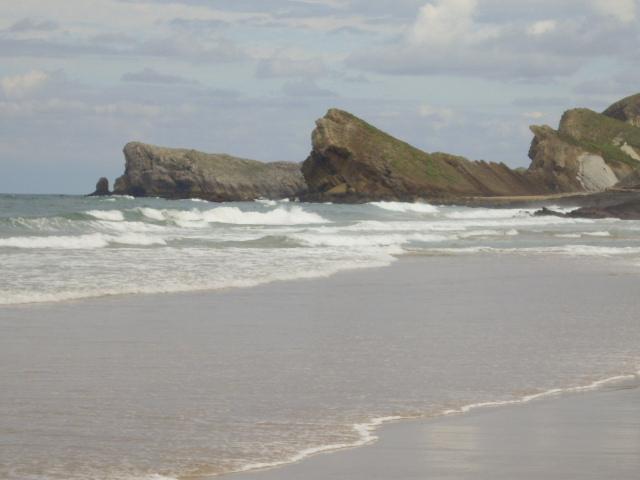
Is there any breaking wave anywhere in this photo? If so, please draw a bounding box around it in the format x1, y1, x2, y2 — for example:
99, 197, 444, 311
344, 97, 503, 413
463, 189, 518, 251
85, 210, 125, 221
139, 206, 329, 226
370, 201, 439, 213
0, 233, 166, 249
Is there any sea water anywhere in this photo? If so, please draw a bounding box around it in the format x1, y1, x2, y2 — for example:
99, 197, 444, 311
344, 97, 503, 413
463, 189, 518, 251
1, 194, 639, 305
1, 194, 640, 479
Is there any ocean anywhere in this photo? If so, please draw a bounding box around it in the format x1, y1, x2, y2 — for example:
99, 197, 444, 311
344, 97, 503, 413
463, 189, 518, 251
2, 194, 639, 306
1, 194, 639, 479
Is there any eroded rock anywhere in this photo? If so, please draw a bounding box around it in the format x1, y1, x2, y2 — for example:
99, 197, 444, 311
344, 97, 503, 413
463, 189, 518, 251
113, 142, 307, 201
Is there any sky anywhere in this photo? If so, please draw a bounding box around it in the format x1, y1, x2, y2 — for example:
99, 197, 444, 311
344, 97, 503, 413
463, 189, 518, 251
1, 0, 639, 193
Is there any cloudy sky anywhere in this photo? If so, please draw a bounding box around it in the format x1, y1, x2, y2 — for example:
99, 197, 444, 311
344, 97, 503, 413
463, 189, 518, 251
1, 0, 638, 193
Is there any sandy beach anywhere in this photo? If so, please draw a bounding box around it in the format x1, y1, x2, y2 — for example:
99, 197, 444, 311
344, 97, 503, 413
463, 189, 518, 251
231, 379, 640, 480
2, 254, 639, 479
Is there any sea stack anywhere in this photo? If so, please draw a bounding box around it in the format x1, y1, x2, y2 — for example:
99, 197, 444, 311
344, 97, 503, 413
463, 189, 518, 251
89, 177, 111, 196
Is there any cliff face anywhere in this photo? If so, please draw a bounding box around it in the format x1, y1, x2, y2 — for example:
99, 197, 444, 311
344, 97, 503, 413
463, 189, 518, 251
301, 96, 640, 202
301, 109, 546, 202
104, 93, 640, 203
113, 142, 307, 201
527, 106, 640, 193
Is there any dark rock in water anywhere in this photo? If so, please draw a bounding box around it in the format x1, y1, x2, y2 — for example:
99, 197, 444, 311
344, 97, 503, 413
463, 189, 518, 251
300, 109, 547, 202
533, 192, 640, 220
89, 177, 111, 196
567, 200, 640, 220
532, 207, 565, 217
113, 142, 307, 201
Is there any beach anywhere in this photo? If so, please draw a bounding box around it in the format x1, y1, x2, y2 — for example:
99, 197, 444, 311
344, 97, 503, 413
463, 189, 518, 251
2, 254, 639, 479
232, 379, 640, 480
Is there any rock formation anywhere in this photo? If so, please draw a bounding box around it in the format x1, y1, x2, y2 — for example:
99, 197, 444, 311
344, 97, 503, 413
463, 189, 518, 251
113, 142, 307, 201
534, 192, 640, 220
102, 92, 640, 204
301, 109, 546, 202
603, 93, 640, 127
89, 177, 111, 196
527, 104, 640, 193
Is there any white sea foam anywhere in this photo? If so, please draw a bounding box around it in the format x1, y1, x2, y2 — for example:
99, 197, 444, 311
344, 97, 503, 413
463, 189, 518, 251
370, 201, 439, 213
420, 245, 640, 257
232, 370, 637, 478
442, 373, 638, 416
0, 233, 165, 249
459, 229, 519, 238
235, 415, 404, 475
0, 247, 396, 305
555, 233, 582, 238
138, 207, 166, 221
291, 232, 449, 248
555, 231, 611, 239
444, 208, 536, 219
93, 220, 167, 233
256, 199, 278, 206
139, 206, 329, 226
85, 210, 125, 221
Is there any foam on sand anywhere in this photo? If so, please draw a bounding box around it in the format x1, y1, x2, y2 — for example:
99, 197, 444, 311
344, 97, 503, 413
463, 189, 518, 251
232, 370, 638, 478
235, 416, 404, 475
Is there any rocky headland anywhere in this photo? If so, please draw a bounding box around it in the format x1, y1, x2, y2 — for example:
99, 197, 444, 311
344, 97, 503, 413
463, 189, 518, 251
300, 108, 545, 202
98, 93, 640, 217
112, 142, 307, 202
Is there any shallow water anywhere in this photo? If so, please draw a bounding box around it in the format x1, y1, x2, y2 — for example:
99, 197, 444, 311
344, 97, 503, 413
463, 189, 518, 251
1, 196, 640, 480
1, 195, 640, 305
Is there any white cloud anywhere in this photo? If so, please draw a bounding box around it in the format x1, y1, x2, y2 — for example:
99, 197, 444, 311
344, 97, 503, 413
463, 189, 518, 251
527, 19, 557, 36
409, 0, 497, 46
591, 0, 637, 23
350, 0, 640, 79
418, 104, 456, 129
1, 70, 49, 99
256, 51, 328, 78
522, 111, 546, 119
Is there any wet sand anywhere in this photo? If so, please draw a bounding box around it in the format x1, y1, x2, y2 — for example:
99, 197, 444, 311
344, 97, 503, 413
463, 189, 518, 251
2, 254, 640, 479
232, 381, 640, 480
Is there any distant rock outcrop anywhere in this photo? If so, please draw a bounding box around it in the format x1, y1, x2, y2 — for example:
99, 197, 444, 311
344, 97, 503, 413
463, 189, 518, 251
534, 192, 640, 220
103, 93, 640, 204
527, 105, 640, 192
89, 177, 111, 196
113, 142, 307, 201
300, 109, 546, 202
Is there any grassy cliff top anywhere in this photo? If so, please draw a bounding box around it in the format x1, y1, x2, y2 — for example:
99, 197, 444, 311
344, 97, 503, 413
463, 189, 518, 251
558, 109, 640, 166
603, 93, 640, 124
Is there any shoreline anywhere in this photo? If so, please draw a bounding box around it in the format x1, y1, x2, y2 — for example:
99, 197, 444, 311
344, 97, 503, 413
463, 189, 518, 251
216, 370, 640, 479
3, 255, 639, 480
3, 245, 639, 308
228, 375, 640, 480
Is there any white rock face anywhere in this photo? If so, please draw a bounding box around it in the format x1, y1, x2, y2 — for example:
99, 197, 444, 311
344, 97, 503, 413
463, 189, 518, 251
620, 142, 640, 162
576, 154, 618, 192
